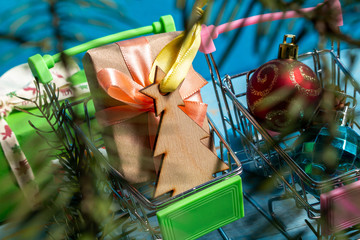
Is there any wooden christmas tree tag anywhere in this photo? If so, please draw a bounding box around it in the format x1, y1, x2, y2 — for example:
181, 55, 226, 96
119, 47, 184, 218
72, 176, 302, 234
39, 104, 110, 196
140, 68, 229, 198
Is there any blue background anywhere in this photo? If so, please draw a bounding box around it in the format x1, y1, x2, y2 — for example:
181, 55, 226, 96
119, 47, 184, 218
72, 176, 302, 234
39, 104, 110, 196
0, 0, 359, 79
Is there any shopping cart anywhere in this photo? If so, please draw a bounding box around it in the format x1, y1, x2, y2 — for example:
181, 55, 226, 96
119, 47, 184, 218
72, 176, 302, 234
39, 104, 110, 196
27, 15, 244, 240
201, 0, 360, 238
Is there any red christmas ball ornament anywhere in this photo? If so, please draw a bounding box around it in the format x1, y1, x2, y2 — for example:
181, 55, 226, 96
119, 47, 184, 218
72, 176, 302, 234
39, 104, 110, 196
246, 34, 322, 133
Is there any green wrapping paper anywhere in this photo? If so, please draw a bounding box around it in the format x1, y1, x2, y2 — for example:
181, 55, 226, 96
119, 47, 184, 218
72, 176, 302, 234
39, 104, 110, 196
0, 67, 96, 221
1, 15, 176, 222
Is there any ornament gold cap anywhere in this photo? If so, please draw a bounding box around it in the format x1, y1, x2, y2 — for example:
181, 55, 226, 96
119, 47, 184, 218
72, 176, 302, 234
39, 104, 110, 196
278, 34, 298, 60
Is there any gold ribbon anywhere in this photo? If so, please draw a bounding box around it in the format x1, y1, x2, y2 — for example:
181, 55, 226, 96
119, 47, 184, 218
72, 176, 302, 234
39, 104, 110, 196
149, 0, 208, 93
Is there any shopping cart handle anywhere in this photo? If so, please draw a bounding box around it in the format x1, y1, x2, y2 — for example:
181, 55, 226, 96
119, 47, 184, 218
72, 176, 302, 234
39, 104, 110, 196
28, 15, 176, 84
199, 0, 343, 54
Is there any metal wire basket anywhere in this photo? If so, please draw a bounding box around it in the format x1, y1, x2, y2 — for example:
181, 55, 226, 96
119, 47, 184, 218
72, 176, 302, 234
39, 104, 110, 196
106, 116, 243, 240
208, 38, 360, 238
28, 16, 244, 240
198, 0, 360, 237
72, 101, 244, 240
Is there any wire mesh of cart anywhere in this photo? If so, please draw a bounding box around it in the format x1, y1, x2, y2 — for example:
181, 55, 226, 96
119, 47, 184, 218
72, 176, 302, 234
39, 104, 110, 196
28, 15, 244, 240
200, 1, 360, 238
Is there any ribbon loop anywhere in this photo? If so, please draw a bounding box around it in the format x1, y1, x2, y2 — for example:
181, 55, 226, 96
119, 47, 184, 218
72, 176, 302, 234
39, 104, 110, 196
149, 0, 208, 93
98, 68, 153, 109
149, 24, 202, 93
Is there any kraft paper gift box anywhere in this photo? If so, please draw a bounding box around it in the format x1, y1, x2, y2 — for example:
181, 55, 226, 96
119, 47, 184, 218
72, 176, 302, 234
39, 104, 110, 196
83, 31, 212, 185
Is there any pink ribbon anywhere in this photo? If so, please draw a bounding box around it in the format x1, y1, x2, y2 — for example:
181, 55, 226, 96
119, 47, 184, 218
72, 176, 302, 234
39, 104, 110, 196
200, 0, 343, 54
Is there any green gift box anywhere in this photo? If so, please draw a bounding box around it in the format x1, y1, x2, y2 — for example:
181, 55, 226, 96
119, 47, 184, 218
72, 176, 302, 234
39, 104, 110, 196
0, 65, 95, 222
0, 15, 175, 222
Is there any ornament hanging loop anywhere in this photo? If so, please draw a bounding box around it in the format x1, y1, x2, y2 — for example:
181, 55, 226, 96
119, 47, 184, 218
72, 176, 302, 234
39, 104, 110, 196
278, 34, 299, 60
283, 34, 296, 43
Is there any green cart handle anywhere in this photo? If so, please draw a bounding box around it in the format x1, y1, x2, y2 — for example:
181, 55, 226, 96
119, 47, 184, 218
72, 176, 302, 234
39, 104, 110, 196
28, 15, 176, 84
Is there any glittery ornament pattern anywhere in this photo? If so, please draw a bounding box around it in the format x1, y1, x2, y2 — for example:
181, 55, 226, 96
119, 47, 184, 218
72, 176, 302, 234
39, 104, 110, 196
247, 59, 322, 132
246, 34, 323, 133
249, 63, 279, 97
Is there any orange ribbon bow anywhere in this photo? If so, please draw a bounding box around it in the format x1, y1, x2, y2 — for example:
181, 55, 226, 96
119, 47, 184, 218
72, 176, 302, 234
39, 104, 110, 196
95, 36, 208, 148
